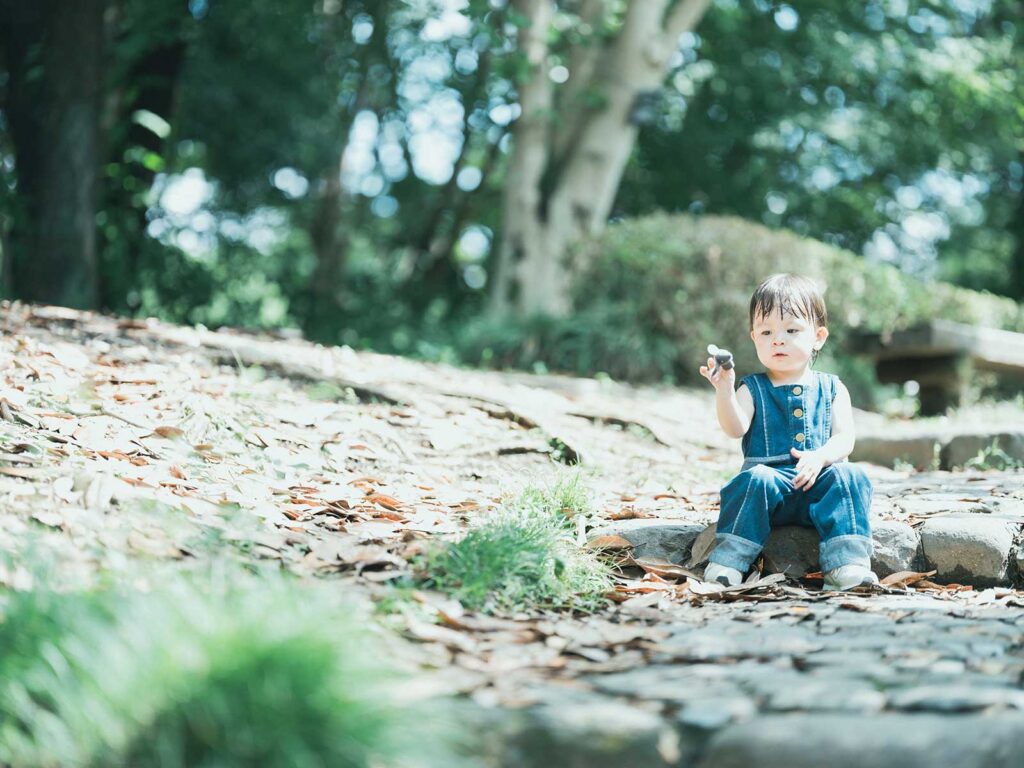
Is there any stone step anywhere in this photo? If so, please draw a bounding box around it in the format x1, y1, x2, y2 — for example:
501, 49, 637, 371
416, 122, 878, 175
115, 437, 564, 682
589, 515, 1024, 587
851, 429, 1024, 471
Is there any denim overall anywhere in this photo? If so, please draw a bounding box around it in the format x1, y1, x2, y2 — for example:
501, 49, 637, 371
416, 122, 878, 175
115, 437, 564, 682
708, 371, 874, 573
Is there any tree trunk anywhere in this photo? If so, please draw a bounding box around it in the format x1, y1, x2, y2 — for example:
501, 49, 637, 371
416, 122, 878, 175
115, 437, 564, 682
1009, 168, 1024, 301
3, 0, 105, 309
99, 12, 189, 311
309, 164, 346, 299
490, 0, 711, 318
490, 0, 556, 317
303, 0, 391, 335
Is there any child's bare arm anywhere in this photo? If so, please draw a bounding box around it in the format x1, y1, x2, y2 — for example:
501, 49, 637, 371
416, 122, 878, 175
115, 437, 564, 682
720, 384, 755, 439
699, 355, 754, 438
819, 381, 856, 463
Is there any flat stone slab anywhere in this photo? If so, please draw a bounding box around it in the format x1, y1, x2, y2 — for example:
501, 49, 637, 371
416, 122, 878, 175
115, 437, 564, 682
699, 713, 1024, 768
919, 516, 1019, 585
764, 678, 886, 713
942, 432, 1024, 470
871, 520, 921, 576
852, 429, 1024, 471
586, 520, 705, 564
853, 433, 943, 471
897, 496, 993, 517
675, 696, 757, 731
497, 687, 677, 768
889, 684, 1024, 713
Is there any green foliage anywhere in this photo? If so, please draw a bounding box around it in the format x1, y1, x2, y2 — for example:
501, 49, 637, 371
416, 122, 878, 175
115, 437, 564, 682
454, 307, 681, 383
419, 476, 611, 613
127, 224, 312, 329
457, 214, 1024, 407
963, 441, 1024, 472
623, 0, 1023, 297
0, 573, 410, 768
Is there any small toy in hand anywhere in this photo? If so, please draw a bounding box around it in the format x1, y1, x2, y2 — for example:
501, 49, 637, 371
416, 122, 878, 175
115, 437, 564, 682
706, 343, 734, 374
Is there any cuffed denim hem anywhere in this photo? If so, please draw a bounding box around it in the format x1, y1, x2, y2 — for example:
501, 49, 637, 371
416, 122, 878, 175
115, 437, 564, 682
709, 532, 763, 572
820, 534, 874, 572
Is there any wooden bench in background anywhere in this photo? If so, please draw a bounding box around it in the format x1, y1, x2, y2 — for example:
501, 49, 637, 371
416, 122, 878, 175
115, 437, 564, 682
851, 319, 1024, 415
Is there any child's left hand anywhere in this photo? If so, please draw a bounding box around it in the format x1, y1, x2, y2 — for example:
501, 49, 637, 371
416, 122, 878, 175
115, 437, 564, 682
790, 447, 826, 491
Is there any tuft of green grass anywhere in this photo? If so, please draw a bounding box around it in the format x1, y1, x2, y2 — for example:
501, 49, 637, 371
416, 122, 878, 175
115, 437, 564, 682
418, 476, 612, 613
0, 572, 421, 768
510, 473, 590, 529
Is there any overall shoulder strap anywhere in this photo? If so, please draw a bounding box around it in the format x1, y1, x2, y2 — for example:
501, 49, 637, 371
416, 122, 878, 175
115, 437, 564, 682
739, 373, 761, 394
740, 374, 770, 456
824, 371, 838, 401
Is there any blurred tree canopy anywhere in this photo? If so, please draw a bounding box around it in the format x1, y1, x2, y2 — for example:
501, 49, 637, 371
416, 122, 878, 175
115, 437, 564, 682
0, 0, 1021, 355
621, 0, 1024, 297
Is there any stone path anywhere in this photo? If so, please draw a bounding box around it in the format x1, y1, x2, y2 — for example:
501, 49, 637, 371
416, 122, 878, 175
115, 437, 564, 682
475, 592, 1024, 767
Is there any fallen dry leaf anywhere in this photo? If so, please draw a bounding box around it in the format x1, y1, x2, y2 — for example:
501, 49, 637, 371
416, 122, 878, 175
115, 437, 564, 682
630, 557, 701, 581
585, 534, 634, 551
0, 466, 49, 480
366, 492, 403, 511
880, 570, 937, 588
405, 617, 478, 653
607, 508, 654, 521
685, 524, 717, 567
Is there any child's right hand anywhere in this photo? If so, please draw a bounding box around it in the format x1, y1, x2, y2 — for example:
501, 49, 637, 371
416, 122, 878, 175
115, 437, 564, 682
700, 357, 736, 392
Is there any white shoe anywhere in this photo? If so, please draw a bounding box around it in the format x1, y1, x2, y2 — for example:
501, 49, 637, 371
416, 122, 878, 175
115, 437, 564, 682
824, 564, 879, 591
704, 563, 743, 587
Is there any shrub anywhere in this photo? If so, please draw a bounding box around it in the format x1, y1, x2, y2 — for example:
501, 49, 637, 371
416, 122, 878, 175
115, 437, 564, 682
460, 214, 1024, 407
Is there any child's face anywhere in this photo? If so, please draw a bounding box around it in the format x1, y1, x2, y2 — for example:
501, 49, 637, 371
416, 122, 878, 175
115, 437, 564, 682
750, 310, 828, 376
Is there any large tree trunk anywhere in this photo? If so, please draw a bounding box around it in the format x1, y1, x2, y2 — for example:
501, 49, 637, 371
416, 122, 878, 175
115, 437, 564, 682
490, 0, 711, 318
309, 164, 346, 299
3, 0, 106, 309
489, 0, 556, 316
1010, 163, 1024, 302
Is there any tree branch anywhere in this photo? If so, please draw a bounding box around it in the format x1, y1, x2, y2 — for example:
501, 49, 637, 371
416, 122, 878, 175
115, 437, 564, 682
550, 0, 611, 162
664, 0, 713, 39
490, 0, 555, 313
508, 0, 555, 194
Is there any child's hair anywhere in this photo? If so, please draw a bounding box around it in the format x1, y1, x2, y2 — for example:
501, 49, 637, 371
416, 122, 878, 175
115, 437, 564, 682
749, 273, 828, 329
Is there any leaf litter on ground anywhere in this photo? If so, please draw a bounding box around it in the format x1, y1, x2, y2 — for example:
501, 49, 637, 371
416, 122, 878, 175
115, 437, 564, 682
3, 304, 1024, 706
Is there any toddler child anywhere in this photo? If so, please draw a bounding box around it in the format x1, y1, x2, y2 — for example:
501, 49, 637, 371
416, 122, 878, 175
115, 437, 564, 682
699, 273, 878, 591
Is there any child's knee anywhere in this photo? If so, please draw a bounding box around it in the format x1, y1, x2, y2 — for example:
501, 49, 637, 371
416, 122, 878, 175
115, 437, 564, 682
729, 464, 778, 490
830, 462, 871, 490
